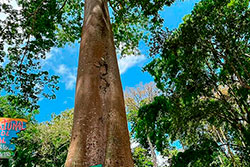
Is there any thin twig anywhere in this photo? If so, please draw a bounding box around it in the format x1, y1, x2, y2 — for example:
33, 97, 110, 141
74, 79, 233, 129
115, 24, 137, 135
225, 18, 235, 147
28, 0, 47, 18
245, 53, 250, 58
56, 0, 68, 15
108, 0, 119, 15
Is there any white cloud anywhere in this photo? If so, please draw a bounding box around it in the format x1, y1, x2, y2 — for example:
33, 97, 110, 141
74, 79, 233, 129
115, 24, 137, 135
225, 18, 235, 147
57, 64, 68, 75
56, 64, 77, 90
42, 48, 61, 65
40, 45, 78, 91
157, 154, 169, 167
0, 0, 22, 21
130, 141, 140, 149
116, 42, 147, 74
65, 72, 77, 90
118, 55, 146, 74
0, 0, 22, 36
0, 0, 21, 10
0, 12, 7, 21
45, 53, 53, 60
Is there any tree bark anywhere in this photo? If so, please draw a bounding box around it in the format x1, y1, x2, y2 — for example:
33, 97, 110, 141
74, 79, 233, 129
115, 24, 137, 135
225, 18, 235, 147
65, 0, 134, 166
147, 135, 158, 167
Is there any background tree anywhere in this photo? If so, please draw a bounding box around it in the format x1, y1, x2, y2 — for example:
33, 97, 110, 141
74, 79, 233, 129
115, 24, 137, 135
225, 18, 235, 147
0, 1, 62, 110
11, 109, 73, 167
0, 95, 38, 119
132, 146, 154, 167
137, 0, 250, 166
125, 82, 160, 167
0, 95, 37, 166
1, 0, 179, 165
10, 109, 157, 167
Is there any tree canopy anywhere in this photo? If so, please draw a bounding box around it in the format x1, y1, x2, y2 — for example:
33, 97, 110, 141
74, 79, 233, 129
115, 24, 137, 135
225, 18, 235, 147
1, 0, 249, 166
0, 0, 178, 111
135, 0, 250, 166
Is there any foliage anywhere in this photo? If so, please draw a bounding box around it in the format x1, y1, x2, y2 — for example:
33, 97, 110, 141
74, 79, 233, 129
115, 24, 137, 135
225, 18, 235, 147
0, 1, 62, 110
109, 0, 177, 56
138, 0, 250, 166
125, 82, 161, 166
132, 146, 153, 167
11, 109, 73, 167
135, 96, 171, 153
0, 95, 37, 166
171, 138, 220, 167
0, 95, 38, 120
0, 0, 178, 111
125, 82, 159, 129
9, 108, 156, 167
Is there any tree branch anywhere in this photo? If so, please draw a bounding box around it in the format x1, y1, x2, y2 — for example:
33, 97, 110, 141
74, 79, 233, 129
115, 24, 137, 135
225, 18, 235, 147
56, 0, 68, 15
28, 0, 47, 18
245, 53, 250, 58
108, 0, 119, 15
207, 40, 250, 90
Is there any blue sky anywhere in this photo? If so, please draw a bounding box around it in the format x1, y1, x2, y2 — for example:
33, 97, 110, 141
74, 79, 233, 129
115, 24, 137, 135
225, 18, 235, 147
37, 0, 200, 122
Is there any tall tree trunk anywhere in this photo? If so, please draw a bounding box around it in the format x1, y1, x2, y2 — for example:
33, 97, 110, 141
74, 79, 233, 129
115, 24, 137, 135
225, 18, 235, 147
65, 0, 134, 166
147, 135, 158, 167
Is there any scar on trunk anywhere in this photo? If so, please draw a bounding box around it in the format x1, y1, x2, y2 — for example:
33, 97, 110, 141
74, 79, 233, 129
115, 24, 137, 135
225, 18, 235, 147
94, 57, 110, 93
